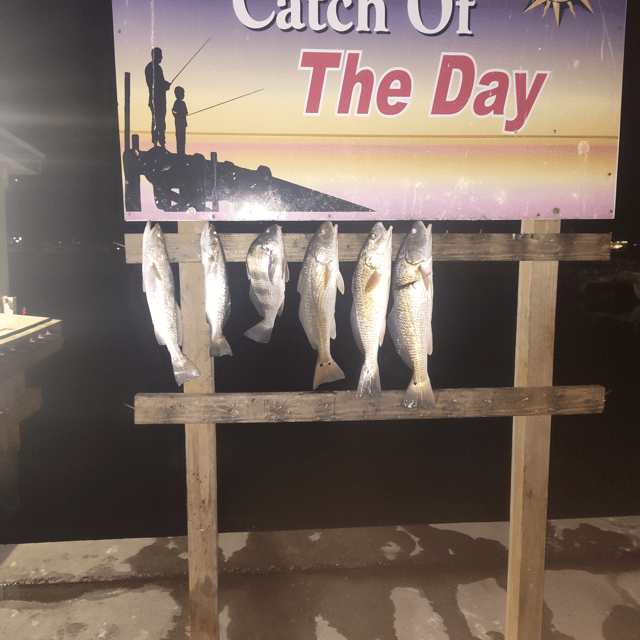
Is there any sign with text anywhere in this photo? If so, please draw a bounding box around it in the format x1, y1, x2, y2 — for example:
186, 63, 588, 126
111, 0, 626, 221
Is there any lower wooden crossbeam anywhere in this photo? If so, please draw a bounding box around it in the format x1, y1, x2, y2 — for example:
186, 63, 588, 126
134, 385, 604, 425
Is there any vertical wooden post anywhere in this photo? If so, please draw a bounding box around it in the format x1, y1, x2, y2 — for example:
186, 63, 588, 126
178, 221, 219, 640
0, 372, 24, 520
505, 219, 560, 640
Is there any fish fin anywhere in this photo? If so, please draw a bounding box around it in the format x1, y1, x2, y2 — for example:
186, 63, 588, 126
356, 364, 382, 398
419, 264, 432, 291
378, 318, 386, 348
401, 375, 435, 410
313, 356, 345, 389
388, 305, 413, 369
324, 264, 331, 290
296, 269, 304, 294
350, 303, 364, 354
284, 256, 290, 282
172, 356, 200, 386
278, 296, 285, 317
152, 263, 163, 282
176, 303, 184, 346
337, 269, 344, 295
210, 333, 232, 357
365, 270, 382, 293
331, 315, 336, 340
244, 319, 273, 343
223, 300, 231, 327
154, 327, 166, 346
248, 286, 265, 317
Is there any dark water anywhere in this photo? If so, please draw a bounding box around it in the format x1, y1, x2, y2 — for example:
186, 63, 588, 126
1, 232, 639, 544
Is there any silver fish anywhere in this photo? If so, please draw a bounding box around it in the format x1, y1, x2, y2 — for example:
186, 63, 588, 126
201, 222, 232, 357
245, 224, 289, 343
351, 222, 393, 397
388, 221, 435, 409
298, 221, 345, 389
142, 221, 200, 386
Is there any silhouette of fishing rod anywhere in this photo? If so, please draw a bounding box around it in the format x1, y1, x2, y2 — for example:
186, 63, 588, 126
171, 37, 211, 84
189, 89, 264, 116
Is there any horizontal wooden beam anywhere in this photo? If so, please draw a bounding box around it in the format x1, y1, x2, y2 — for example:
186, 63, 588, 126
125, 232, 611, 264
134, 385, 604, 425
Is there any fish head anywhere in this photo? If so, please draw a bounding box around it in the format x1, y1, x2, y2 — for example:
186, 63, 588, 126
362, 222, 393, 270
260, 224, 283, 250
201, 222, 223, 261
402, 221, 432, 266
310, 221, 338, 264
142, 221, 167, 261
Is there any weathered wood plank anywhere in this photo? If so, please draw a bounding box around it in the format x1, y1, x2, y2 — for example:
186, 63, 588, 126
178, 222, 219, 640
125, 232, 611, 264
134, 385, 603, 425
506, 219, 560, 640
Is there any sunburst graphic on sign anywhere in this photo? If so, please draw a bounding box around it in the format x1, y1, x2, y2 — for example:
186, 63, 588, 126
525, 0, 593, 26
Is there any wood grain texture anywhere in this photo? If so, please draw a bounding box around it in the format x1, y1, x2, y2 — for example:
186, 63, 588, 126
125, 231, 611, 264
178, 222, 219, 640
506, 219, 561, 640
134, 385, 603, 425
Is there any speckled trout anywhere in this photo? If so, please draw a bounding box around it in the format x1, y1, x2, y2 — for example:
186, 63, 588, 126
298, 221, 345, 389
388, 221, 435, 409
201, 222, 232, 357
245, 224, 289, 343
351, 222, 393, 397
142, 221, 200, 386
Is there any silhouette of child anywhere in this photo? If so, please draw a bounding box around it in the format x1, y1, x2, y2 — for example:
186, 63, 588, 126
172, 86, 188, 156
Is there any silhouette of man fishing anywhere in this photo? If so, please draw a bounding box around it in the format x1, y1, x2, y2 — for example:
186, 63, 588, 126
145, 47, 171, 147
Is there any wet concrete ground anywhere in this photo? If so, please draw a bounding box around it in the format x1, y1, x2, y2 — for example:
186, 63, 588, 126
1, 516, 639, 640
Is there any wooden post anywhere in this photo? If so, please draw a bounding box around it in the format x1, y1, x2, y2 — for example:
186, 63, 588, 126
178, 221, 219, 640
506, 219, 561, 640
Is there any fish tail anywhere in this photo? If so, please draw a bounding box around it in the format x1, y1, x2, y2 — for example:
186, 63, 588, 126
172, 355, 200, 386
401, 375, 436, 410
244, 319, 273, 343
356, 364, 382, 398
210, 333, 232, 357
313, 355, 345, 390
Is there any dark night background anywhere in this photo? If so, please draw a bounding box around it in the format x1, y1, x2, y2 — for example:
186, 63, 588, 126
0, 1, 638, 544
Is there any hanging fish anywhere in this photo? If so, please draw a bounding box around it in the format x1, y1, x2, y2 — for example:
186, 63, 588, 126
388, 221, 435, 409
351, 222, 393, 397
142, 221, 200, 385
245, 224, 289, 343
201, 222, 232, 357
298, 221, 345, 389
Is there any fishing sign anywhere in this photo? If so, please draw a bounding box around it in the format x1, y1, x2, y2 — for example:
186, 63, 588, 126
111, 0, 627, 221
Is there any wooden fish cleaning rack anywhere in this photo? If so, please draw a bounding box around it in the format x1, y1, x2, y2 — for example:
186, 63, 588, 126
125, 219, 609, 640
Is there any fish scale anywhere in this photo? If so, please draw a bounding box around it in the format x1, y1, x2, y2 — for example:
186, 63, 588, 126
298, 221, 345, 389
351, 222, 393, 398
245, 224, 289, 343
388, 221, 435, 409
142, 221, 200, 386
201, 222, 232, 357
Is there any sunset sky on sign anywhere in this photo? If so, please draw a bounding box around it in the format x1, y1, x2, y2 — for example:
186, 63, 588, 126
111, 0, 626, 220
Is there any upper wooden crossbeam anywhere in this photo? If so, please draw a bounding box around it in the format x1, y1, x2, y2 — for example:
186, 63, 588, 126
124, 232, 611, 264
